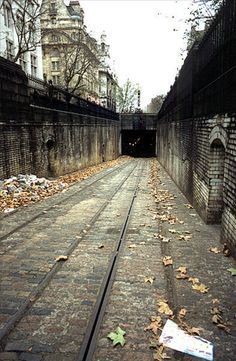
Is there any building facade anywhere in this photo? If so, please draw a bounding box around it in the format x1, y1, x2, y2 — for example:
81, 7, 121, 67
98, 33, 117, 111
41, 0, 101, 102
0, 0, 43, 78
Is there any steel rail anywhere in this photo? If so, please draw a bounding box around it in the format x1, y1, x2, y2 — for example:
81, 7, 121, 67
76, 161, 144, 361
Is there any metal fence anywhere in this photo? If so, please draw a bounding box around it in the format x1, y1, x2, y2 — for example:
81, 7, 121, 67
28, 76, 119, 121
158, 0, 236, 121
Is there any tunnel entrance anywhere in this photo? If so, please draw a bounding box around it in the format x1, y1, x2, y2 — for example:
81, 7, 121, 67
121, 130, 156, 157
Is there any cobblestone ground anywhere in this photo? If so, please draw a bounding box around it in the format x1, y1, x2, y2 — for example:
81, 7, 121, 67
0, 159, 235, 361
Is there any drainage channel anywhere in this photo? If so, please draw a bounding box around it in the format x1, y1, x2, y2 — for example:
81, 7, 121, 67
76, 162, 143, 361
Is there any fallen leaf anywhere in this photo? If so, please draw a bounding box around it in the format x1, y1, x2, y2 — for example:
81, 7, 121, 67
140, 241, 146, 245
212, 298, 220, 304
163, 256, 173, 266
176, 266, 187, 274
128, 244, 137, 249
179, 308, 187, 318
98, 244, 104, 249
217, 323, 231, 333
144, 316, 163, 334
107, 326, 126, 347
162, 237, 171, 243
185, 204, 193, 209
178, 235, 192, 241
192, 283, 209, 293
212, 314, 231, 333
168, 229, 177, 234
189, 327, 202, 336
159, 234, 171, 243
188, 277, 200, 285
227, 267, 236, 276
211, 307, 221, 315
209, 247, 221, 254
176, 273, 189, 280
145, 276, 155, 284
153, 346, 171, 361
212, 314, 224, 324
158, 300, 173, 317
176, 266, 189, 279
55, 255, 68, 262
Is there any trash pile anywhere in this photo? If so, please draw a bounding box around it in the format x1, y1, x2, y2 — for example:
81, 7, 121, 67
0, 174, 68, 214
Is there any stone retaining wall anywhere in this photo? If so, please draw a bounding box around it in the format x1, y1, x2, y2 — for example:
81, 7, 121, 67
156, 116, 236, 256
0, 57, 120, 179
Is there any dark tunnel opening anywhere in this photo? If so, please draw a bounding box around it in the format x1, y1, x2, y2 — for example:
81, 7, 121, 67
121, 130, 156, 157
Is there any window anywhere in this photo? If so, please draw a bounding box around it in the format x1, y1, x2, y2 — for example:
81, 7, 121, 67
30, 54, 37, 76
6, 39, 14, 60
19, 53, 27, 72
52, 75, 60, 85
71, 32, 77, 41
51, 60, 60, 71
51, 48, 60, 57
49, 2, 57, 16
28, 2, 35, 16
51, 35, 60, 42
51, 2, 56, 10
29, 21, 36, 44
3, 4, 11, 28
16, 13, 23, 32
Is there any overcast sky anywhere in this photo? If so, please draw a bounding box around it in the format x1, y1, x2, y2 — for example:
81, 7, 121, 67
67, 0, 192, 109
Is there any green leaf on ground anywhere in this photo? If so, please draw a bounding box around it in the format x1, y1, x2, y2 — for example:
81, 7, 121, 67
107, 326, 126, 347
227, 268, 236, 276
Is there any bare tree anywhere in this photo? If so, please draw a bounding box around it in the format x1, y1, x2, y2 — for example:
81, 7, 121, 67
184, 0, 223, 49
117, 79, 139, 113
0, 0, 43, 62
61, 42, 100, 95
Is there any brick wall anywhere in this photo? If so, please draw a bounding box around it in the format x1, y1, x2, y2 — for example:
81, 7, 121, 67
156, 115, 236, 257
0, 58, 120, 179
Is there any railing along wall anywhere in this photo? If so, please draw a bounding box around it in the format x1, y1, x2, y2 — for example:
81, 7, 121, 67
28, 76, 119, 121
158, 0, 236, 121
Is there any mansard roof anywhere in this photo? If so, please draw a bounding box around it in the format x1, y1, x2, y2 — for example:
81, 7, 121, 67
67, 1, 82, 17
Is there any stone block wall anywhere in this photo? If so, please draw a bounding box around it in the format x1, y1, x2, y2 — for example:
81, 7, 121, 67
156, 116, 236, 256
0, 109, 120, 179
0, 58, 120, 179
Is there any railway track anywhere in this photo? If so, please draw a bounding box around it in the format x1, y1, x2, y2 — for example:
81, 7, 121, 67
2, 159, 233, 361
0, 159, 153, 359
0, 162, 140, 343
76, 161, 142, 361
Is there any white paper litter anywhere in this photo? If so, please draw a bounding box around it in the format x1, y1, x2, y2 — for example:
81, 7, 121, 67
159, 319, 213, 361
